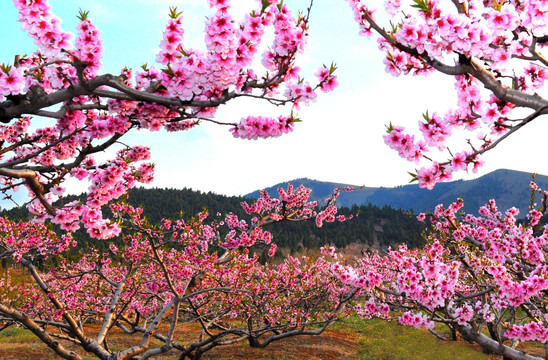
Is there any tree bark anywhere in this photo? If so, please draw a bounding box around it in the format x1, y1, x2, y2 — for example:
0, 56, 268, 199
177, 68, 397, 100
457, 324, 542, 360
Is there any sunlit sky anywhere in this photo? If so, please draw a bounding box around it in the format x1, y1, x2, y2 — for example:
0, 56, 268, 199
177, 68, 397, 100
1, 0, 546, 197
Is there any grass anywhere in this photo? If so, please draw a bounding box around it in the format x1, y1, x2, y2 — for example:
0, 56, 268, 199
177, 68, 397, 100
0, 326, 35, 341
333, 317, 497, 360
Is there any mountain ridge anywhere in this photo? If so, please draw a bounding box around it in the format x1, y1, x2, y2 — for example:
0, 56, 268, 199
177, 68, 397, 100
245, 169, 548, 216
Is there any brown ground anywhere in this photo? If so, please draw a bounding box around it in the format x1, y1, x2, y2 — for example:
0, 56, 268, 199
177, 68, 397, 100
204, 329, 359, 359
4, 319, 543, 360
0, 325, 360, 360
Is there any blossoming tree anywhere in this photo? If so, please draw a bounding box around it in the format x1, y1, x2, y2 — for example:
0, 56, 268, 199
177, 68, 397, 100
0, 0, 350, 359
329, 184, 548, 360
335, 0, 548, 358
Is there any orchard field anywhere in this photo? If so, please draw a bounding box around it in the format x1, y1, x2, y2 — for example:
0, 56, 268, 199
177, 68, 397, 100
4, 0, 548, 359
0, 314, 502, 360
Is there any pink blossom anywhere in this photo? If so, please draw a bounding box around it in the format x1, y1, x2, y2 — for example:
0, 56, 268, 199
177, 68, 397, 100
50, 185, 65, 196
231, 115, 295, 140
0, 67, 24, 96
449, 152, 468, 172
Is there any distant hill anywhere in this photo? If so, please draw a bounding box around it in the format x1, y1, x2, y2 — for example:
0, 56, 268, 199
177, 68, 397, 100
245, 169, 548, 216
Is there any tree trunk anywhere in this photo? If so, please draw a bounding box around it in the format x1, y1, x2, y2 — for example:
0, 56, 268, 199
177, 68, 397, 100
457, 324, 542, 360
248, 336, 260, 348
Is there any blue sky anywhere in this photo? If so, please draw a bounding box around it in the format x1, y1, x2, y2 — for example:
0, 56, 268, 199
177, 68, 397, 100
1, 0, 545, 197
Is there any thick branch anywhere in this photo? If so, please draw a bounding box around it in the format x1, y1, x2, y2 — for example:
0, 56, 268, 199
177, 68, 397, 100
458, 324, 542, 360
0, 73, 237, 122
18, 257, 111, 359
361, 10, 548, 113
0, 303, 83, 360
119, 297, 177, 360
96, 264, 134, 346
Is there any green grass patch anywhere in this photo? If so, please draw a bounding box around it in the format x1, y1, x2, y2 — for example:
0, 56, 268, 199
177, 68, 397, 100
0, 326, 36, 342
334, 317, 490, 360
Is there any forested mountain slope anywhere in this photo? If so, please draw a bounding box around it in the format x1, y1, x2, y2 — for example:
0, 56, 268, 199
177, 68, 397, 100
1, 187, 426, 259
118, 188, 426, 251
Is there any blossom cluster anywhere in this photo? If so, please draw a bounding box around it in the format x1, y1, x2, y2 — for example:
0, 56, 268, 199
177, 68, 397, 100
315, 65, 338, 92
13, 0, 73, 55
74, 16, 103, 77
399, 311, 434, 330
0, 65, 25, 97
231, 115, 295, 139
505, 322, 548, 343
384, 124, 425, 164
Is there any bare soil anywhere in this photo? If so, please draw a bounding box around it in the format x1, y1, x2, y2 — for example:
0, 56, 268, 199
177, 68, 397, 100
0, 325, 360, 360
204, 329, 359, 359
